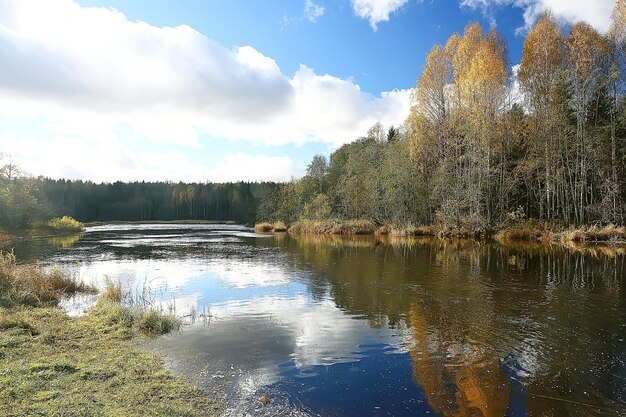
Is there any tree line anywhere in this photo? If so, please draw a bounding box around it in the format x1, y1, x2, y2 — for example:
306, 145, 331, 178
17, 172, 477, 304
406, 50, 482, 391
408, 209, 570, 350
259, 5, 626, 230
0, 162, 276, 229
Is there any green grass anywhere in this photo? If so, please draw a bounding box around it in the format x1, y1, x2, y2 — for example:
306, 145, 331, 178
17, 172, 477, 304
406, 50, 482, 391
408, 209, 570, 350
0, 307, 217, 417
46, 216, 84, 233
0, 257, 218, 416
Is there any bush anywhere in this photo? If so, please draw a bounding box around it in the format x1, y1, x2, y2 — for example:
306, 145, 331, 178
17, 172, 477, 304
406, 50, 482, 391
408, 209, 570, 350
254, 222, 273, 233
288, 219, 375, 235
272, 221, 287, 232
47, 216, 84, 233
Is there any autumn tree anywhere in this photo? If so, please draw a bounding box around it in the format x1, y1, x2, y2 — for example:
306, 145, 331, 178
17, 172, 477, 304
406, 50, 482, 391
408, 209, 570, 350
518, 13, 567, 220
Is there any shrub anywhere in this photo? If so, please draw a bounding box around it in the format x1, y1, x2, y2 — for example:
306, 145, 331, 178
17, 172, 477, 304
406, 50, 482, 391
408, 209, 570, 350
288, 219, 375, 235
272, 221, 287, 232
495, 227, 544, 242
47, 216, 84, 233
254, 223, 273, 233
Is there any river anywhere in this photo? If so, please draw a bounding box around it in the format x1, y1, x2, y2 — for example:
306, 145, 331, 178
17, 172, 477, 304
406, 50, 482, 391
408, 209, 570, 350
7, 223, 626, 416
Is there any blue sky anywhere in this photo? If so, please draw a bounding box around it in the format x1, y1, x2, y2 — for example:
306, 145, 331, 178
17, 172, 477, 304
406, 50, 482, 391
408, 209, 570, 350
0, 0, 616, 183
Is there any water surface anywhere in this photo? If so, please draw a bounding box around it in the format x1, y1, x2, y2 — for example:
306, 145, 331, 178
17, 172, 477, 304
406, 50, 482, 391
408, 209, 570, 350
7, 224, 626, 416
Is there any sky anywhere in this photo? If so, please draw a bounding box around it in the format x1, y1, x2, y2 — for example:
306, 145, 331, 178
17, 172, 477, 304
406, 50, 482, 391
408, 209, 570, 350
0, 0, 617, 183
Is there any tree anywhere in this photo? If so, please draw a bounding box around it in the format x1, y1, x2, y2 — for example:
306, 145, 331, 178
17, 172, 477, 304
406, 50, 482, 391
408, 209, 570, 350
518, 13, 566, 220
306, 154, 328, 194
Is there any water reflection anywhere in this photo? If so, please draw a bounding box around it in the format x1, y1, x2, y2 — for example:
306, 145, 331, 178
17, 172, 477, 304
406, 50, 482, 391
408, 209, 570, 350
4, 225, 625, 416
275, 235, 626, 415
47, 233, 83, 248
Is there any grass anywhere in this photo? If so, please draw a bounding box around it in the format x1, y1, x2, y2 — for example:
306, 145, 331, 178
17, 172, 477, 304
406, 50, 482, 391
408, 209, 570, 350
495, 227, 546, 243
27, 216, 84, 236
0, 307, 217, 416
555, 224, 626, 243
0, 251, 95, 308
254, 222, 273, 233
254, 221, 289, 233
272, 221, 288, 232
496, 224, 626, 245
46, 216, 84, 233
0, 230, 13, 242
288, 219, 376, 235
0, 257, 218, 416
259, 218, 626, 249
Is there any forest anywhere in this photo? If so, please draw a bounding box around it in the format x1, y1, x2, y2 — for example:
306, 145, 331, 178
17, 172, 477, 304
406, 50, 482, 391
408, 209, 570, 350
259, 7, 626, 232
2, 6, 625, 234
0, 163, 276, 229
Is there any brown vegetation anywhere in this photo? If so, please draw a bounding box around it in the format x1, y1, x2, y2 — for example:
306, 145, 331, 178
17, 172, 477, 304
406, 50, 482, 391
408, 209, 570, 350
0, 251, 94, 308
254, 222, 273, 233
272, 221, 288, 232
288, 219, 376, 235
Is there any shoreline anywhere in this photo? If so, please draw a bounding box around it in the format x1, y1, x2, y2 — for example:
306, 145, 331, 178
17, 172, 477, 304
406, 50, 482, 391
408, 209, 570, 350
255, 220, 626, 247
0, 255, 219, 416
0, 306, 219, 416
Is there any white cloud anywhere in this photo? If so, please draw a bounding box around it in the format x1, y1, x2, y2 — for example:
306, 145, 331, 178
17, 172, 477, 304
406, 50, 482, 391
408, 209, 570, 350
0, 0, 411, 182
304, 0, 325, 22
206, 154, 303, 183
351, 0, 409, 30
460, 0, 615, 33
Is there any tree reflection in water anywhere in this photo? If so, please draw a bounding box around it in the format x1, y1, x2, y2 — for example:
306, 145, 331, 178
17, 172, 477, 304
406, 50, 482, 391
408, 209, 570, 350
279, 235, 626, 416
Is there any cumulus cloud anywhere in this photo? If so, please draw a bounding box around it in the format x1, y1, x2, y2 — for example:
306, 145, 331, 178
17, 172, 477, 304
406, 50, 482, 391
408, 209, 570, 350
460, 0, 615, 33
206, 154, 303, 183
0, 0, 411, 182
351, 0, 409, 30
0, 131, 299, 183
304, 0, 325, 22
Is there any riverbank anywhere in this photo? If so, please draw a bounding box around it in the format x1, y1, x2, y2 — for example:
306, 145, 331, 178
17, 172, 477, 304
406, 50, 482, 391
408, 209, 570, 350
255, 220, 626, 245
0, 253, 218, 417
0, 217, 85, 243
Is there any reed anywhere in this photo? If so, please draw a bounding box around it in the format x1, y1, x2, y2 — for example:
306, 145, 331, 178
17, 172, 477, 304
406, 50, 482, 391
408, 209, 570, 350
0, 250, 94, 308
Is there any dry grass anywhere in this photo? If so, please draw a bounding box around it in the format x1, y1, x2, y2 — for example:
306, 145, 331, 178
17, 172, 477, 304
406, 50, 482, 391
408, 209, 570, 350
254, 222, 273, 233
0, 230, 13, 242
100, 278, 122, 303
557, 225, 626, 244
272, 221, 288, 232
95, 279, 180, 337
0, 251, 94, 308
289, 219, 375, 235
495, 227, 545, 242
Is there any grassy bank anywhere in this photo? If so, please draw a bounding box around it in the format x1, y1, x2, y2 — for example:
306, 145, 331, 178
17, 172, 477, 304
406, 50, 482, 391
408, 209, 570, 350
286, 219, 376, 235
255, 220, 626, 245
0, 252, 218, 417
9, 216, 86, 238
254, 221, 287, 233
496, 224, 626, 244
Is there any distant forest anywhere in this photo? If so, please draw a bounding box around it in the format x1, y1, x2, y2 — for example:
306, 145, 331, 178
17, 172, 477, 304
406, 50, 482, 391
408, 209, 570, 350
40, 180, 277, 224
0, 165, 276, 228
260, 9, 626, 229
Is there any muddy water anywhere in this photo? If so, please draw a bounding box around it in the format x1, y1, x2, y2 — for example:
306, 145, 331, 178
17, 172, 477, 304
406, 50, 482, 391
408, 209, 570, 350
7, 224, 626, 416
